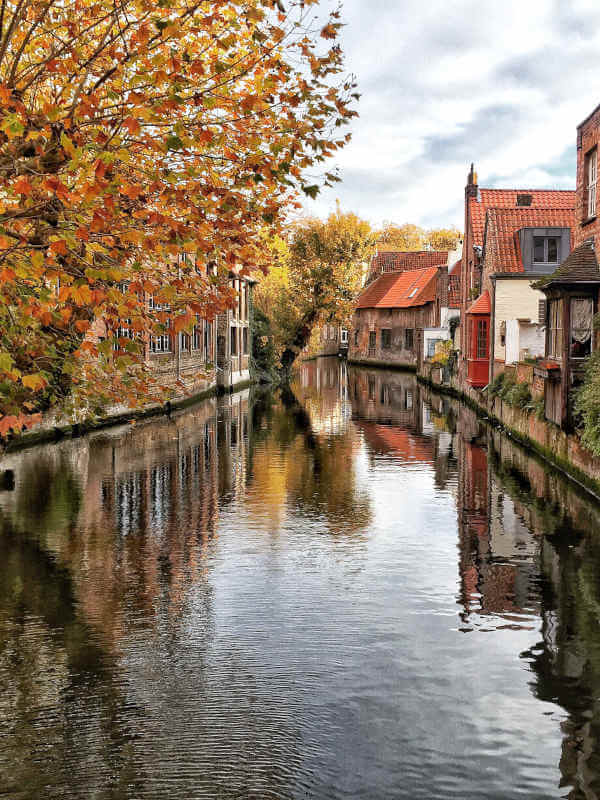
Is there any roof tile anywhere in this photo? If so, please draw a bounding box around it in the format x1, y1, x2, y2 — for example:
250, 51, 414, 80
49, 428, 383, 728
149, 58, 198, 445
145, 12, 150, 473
356, 267, 439, 309
470, 189, 576, 246
484, 207, 575, 273
369, 250, 448, 276
466, 290, 491, 315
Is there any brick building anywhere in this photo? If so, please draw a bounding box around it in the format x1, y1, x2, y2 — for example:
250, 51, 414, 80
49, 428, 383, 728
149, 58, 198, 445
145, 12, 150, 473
109, 271, 254, 401
366, 249, 450, 285
459, 164, 576, 386
533, 104, 600, 429
349, 265, 447, 368
481, 206, 574, 384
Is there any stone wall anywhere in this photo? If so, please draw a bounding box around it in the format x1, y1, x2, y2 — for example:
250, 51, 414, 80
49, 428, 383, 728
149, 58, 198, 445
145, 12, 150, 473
420, 364, 600, 498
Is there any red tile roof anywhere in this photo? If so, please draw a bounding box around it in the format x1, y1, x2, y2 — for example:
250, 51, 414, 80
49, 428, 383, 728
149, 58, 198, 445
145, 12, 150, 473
469, 189, 576, 246
484, 207, 575, 273
448, 258, 462, 308
370, 250, 448, 275
466, 290, 491, 315
355, 266, 439, 309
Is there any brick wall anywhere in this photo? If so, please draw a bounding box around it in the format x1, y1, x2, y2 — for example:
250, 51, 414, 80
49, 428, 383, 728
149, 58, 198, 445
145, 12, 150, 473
575, 104, 600, 248
349, 305, 435, 366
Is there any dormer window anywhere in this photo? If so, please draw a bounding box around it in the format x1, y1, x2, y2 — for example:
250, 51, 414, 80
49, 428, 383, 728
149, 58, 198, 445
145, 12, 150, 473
534, 236, 559, 264
586, 148, 597, 219
517, 193, 532, 207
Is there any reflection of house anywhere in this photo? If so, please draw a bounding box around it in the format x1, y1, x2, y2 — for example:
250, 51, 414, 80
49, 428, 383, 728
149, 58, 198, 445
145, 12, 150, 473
348, 366, 421, 428
454, 403, 540, 625
349, 266, 447, 368
459, 164, 576, 387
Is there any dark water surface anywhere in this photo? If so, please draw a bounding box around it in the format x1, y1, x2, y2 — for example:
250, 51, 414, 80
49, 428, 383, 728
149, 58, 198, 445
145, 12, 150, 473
2, 358, 600, 799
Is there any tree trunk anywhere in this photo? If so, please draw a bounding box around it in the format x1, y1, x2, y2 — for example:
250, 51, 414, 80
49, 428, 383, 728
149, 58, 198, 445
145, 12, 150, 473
278, 308, 319, 382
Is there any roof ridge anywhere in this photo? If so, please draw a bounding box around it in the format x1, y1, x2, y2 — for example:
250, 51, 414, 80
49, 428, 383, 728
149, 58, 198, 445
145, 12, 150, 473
478, 187, 576, 193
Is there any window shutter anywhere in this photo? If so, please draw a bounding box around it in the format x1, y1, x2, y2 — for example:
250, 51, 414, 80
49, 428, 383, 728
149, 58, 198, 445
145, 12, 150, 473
538, 299, 546, 325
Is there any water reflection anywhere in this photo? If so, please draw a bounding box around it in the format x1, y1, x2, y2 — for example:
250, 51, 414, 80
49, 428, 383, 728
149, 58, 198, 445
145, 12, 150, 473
2, 359, 600, 797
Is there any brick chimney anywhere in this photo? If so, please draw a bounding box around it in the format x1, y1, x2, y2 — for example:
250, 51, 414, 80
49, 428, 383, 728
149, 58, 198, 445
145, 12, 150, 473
465, 162, 478, 200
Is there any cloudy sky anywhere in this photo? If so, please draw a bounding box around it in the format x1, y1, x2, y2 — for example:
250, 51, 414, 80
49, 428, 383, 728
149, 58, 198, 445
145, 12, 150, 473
304, 0, 600, 230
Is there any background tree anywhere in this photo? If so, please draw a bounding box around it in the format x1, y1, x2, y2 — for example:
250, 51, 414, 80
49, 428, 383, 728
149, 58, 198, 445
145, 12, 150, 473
377, 222, 425, 251
376, 222, 462, 252
255, 210, 375, 377
425, 226, 462, 251
0, 0, 357, 434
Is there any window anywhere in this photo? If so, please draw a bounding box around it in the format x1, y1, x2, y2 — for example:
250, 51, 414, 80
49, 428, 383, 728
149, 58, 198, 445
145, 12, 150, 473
404, 390, 413, 410
243, 326, 249, 355
230, 326, 238, 356
354, 328, 359, 346
113, 320, 134, 350
570, 297, 593, 359
179, 332, 191, 352
427, 338, 442, 358
548, 299, 563, 359
341, 329, 348, 344
150, 330, 172, 353
381, 328, 391, 349
405, 328, 414, 350
517, 193, 533, 207
476, 319, 488, 359
204, 323, 212, 361
368, 330, 376, 351
193, 322, 203, 351
538, 299, 546, 326
587, 148, 597, 219
533, 236, 559, 264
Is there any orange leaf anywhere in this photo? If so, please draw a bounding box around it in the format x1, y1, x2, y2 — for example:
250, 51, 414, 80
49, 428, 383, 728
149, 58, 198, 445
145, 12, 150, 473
21, 373, 47, 391
123, 116, 141, 135
49, 239, 68, 256
13, 176, 33, 195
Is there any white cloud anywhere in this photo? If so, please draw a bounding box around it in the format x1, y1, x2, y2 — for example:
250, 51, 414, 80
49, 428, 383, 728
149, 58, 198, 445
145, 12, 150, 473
304, 0, 600, 229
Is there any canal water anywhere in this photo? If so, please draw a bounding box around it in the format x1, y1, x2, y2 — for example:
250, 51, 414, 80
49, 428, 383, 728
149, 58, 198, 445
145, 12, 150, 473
1, 358, 600, 799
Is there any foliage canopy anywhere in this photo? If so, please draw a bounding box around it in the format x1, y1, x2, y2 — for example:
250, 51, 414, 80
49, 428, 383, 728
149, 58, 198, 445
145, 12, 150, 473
255, 209, 375, 375
0, 0, 356, 434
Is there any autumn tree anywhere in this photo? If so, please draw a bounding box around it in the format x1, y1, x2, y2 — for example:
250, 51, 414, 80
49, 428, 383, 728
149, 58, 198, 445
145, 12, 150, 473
376, 222, 462, 252
0, 0, 357, 434
377, 222, 424, 251
255, 210, 375, 377
426, 226, 462, 251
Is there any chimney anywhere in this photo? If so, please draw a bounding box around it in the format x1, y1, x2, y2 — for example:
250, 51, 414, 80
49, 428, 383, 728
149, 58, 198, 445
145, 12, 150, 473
465, 162, 478, 200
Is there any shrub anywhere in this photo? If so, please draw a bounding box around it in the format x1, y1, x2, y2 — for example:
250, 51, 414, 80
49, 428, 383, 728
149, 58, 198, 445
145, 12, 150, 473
575, 350, 600, 456
503, 381, 532, 409
531, 397, 545, 421
487, 372, 505, 399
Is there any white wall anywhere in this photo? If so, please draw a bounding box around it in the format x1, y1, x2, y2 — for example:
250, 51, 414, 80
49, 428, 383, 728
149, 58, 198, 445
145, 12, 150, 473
494, 278, 545, 363
423, 327, 451, 360
505, 319, 545, 365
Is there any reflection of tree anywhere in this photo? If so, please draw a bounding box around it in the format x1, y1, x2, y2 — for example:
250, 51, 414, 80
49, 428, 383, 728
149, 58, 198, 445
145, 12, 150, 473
254, 382, 371, 536
0, 395, 307, 798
